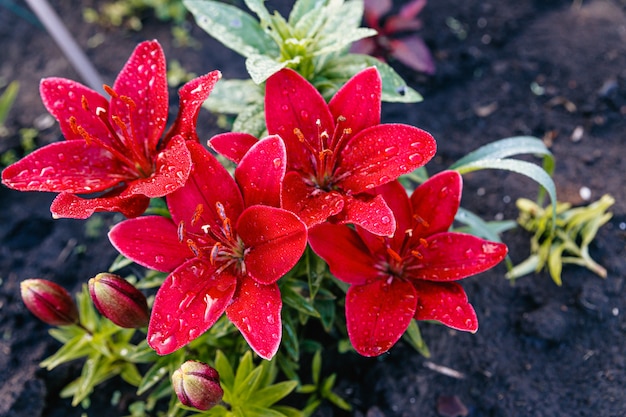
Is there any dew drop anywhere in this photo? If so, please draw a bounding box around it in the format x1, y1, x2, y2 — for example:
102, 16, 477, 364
381, 216, 391, 224
408, 153, 423, 163
384, 146, 398, 155
281, 104, 289, 112
273, 158, 282, 168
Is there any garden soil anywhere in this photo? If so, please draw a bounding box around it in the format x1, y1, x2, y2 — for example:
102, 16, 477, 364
1, 1, 625, 416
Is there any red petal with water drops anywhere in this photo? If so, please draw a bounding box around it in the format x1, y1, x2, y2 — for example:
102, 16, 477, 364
237, 206, 307, 285
282, 171, 344, 228
111, 40, 168, 153
331, 193, 395, 237
108, 216, 192, 272
39, 77, 112, 143
409, 170, 461, 242
226, 277, 282, 360
346, 278, 417, 356
165, 70, 222, 143
373, 180, 413, 250
148, 259, 237, 355
235, 135, 286, 207
364, 0, 392, 23
167, 142, 244, 233
308, 223, 379, 285
413, 281, 478, 332
337, 124, 436, 194
127, 134, 193, 198
265, 68, 334, 172
410, 233, 507, 282
1, 141, 129, 193
50, 192, 149, 219
208, 132, 258, 164
329, 67, 381, 134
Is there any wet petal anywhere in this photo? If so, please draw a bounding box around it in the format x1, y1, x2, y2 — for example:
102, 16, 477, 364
308, 223, 379, 285
373, 180, 412, 249
51, 192, 150, 219
265, 68, 334, 172
108, 216, 191, 272
389, 37, 436, 75
413, 281, 478, 332
1, 141, 130, 193
409, 170, 461, 242
111, 40, 169, 153
237, 206, 307, 285
410, 233, 507, 281
226, 277, 282, 360
127, 134, 193, 198
148, 259, 236, 355
282, 172, 344, 228
167, 142, 243, 231
39, 77, 111, 142
235, 135, 286, 207
338, 124, 436, 193
332, 193, 395, 237
346, 278, 417, 356
166, 70, 222, 143
208, 132, 258, 164
329, 67, 381, 134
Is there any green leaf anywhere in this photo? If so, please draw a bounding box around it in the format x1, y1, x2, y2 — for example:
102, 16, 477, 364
547, 242, 565, 286
120, 363, 143, 387
40, 333, 92, 370
317, 54, 422, 103
232, 101, 266, 137
184, 0, 278, 58
246, 54, 290, 84
249, 381, 298, 407
453, 158, 557, 224
272, 405, 305, 417
239, 405, 288, 417
137, 356, 171, 395
454, 207, 517, 242
403, 319, 431, 358
233, 351, 255, 393
281, 315, 300, 361
289, 0, 321, 25
0, 81, 19, 125
311, 350, 322, 386
281, 281, 320, 318
448, 136, 554, 170
215, 350, 236, 389
505, 254, 541, 281
204, 79, 264, 115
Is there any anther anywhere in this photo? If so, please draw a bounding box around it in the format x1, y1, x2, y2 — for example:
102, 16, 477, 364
386, 247, 403, 263
177, 221, 185, 242
411, 250, 424, 259
419, 238, 429, 248
81, 95, 90, 112
103, 84, 118, 99
413, 213, 431, 228
191, 204, 204, 226
187, 239, 200, 257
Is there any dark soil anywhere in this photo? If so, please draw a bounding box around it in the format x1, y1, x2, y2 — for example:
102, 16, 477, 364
1, 1, 625, 417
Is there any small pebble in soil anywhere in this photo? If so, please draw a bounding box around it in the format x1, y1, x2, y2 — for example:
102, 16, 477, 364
521, 302, 571, 342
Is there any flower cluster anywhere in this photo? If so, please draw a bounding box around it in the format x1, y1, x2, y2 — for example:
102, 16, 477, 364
6, 40, 506, 361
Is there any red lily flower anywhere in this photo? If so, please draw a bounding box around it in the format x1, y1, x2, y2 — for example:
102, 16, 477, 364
351, 0, 435, 75
308, 171, 507, 356
108, 138, 307, 359
1, 40, 221, 219
211, 67, 436, 236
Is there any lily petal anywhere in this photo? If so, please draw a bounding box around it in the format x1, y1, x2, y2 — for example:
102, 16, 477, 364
413, 281, 478, 332
208, 132, 258, 164
226, 277, 282, 360
329, 66, 381, 134
1, 141, 129, 193
237, 206, 307, 285
168, 142, 244, 232
409, 170, 461, 241
111, 40, 168, 153
265, 68, 334, 172
374, 180, 413, 249
127, 134, 193, 198
282, 172, 344, 228
108, 216, 191, 272
331, 193, 396, 237
51, 192, 149, 219
410, 233, 508, 281
308, 223, 379, 285
39, 78, 111, 143
148, 259, 237, 355
166, 70, 222, 143
338, 124, 436, 193
235, 135, 285, 207
346, 278, 417, 356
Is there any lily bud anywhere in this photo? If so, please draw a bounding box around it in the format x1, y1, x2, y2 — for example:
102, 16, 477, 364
88, 273, 149, 328
20, 278, 79, 326
172, 360, 224, 411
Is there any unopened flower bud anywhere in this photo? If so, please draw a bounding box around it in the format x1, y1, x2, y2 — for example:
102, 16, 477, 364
20, 278, 79, 326
88, 273, 149, 328
172, 360, 224, 411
